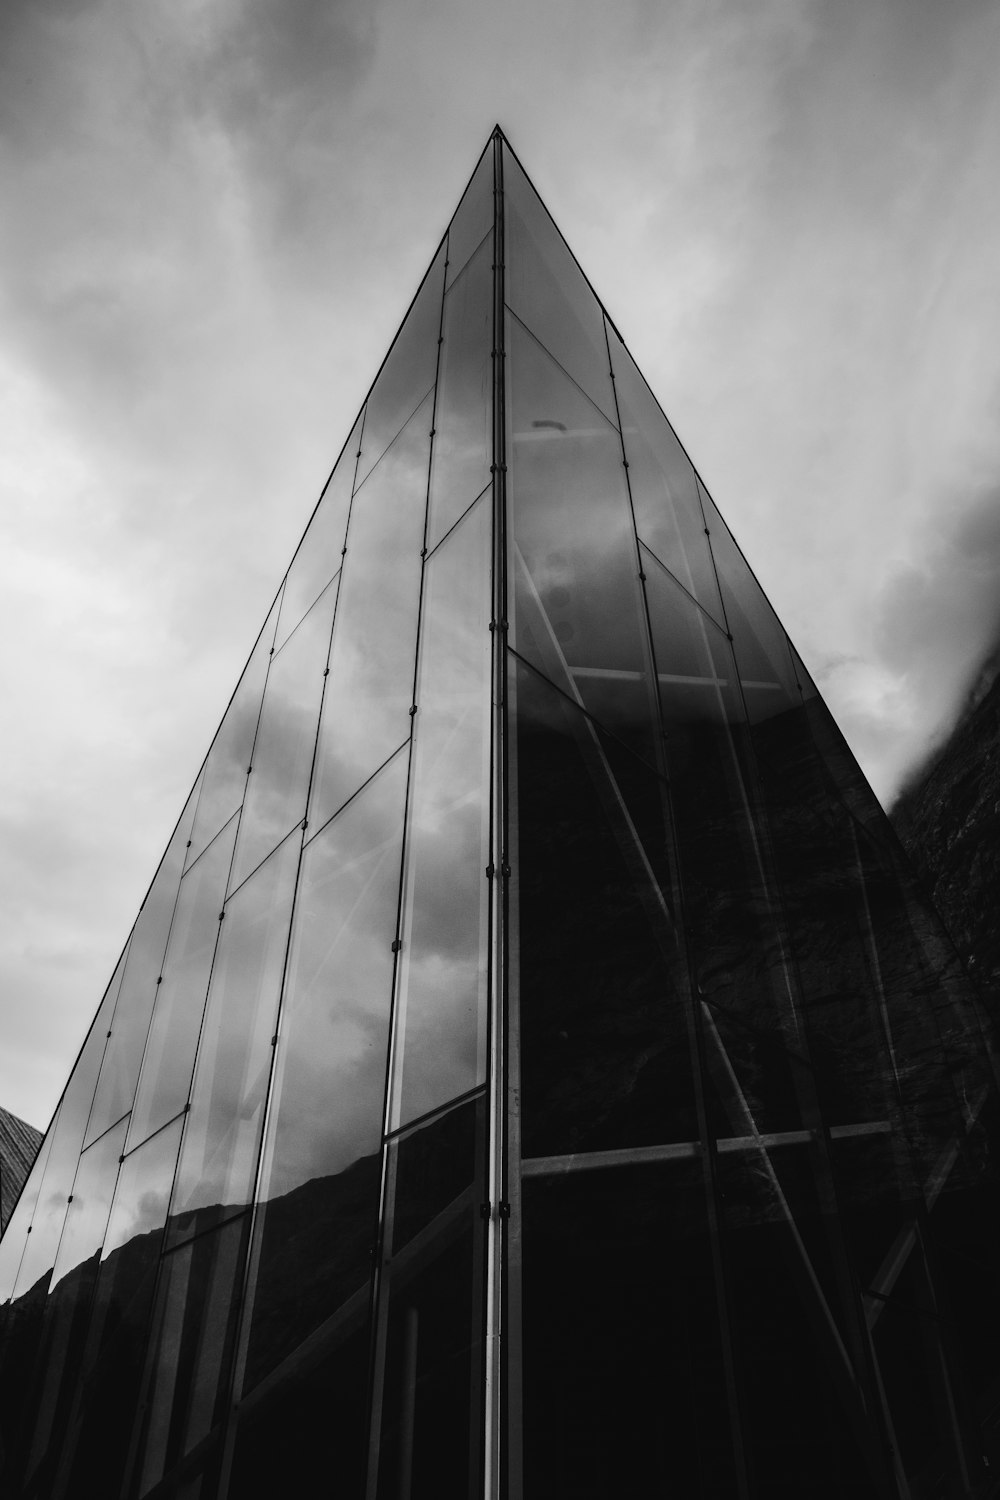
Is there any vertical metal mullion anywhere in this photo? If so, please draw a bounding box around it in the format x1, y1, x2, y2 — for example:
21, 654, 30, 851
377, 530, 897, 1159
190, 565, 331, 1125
484, 125, 510, 1500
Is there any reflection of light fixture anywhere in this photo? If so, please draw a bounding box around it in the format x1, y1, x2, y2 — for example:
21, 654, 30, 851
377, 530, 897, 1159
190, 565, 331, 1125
531, 419, 566, 431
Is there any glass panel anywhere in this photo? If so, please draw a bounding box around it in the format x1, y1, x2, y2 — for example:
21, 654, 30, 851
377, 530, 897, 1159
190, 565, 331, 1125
521, 1163, 739, 1497
390, 499, 491, 1130
355, 241, 446, 489
167, 832, 300, 1246
508, 317, 657, 766
12, 951, 128, 1301
445, 140, 493, 289
14, 1117, 129, 1493
426, 235, 493, 550
512, 656, 697, 1156
373, 1096, 485, 1499
134, 1213, 250, 1495
274, 411, 361, 652
46, 1118, 187, 1499
502, 144, 617, 425
185, 595, 280, 870
86, 784, 200, 1146
239, 750, 407, 1397
699, 483, 799, 724
229, 576, 338, 891
127, 814, 239, 1150
310, 394, 431, 828
0, 1114, 56, 1301
607, 321, 724, 624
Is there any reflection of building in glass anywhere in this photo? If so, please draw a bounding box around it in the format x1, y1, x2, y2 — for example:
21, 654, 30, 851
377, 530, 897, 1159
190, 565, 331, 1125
1, 127, 999, 1498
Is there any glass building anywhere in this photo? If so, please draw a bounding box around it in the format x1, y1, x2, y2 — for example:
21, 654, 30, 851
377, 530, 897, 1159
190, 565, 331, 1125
1, 127, 999, 1499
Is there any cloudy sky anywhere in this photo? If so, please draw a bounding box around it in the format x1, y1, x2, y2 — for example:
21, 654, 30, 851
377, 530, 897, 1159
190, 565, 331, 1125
3, 0, 1000, 1131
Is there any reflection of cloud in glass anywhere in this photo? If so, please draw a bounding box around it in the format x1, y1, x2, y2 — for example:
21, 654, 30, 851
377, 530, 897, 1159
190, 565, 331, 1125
310, 396, 431, 827
391, 497, 491, 1128
259, 749, 407, 1200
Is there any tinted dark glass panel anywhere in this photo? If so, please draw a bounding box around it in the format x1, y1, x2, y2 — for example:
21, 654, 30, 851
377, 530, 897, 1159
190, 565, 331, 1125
607, 321, 725, 624
508, 318, 657, 766
274, 411, 360, 652
310, 394, 431, 828
426, 235, 493, 550
133, 1213, 250, 1496
355, 242, 446, 489
13, 1117, 129, 1495
503, 145, 617, 424
85, 785, 200, 1147
374, 1097, 485, 1500
520, 1164, 738, 1498
127, 814, 238, 1149
699, 483, 799, 724
0, 1114, 56, 1299
167, 832, 299, 1245
445, 140, 493, 289
240, 750, 407, 1397
45, 1118, 187, 1500
229, 576, 337, 891
184, 596, 279, 870
391, 498, 491, 1130
512, 656, 697, 1155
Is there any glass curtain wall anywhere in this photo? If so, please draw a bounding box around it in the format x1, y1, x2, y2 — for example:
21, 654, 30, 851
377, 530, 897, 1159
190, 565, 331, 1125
1, 128, 999, 1500
0, 138, 498, 1500
500, 135, 1000, 1500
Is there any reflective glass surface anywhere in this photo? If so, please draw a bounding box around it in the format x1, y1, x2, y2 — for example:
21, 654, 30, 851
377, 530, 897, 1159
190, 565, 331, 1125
229, 576, 337, 890
355, 241, 446, 489
508, 318, 657, 764
512, 656, 697, 1155
445, 140, 494, 289
521, 1164, 738, 1498
85, 784, 200, 1146
699, 483, 799, 723
310, 393, 431, 828
373, 1096, 485, 1499
240, 750, 407, 1395
273, 411, 360, 652
503, 145, 617, 424
167, 832, 299, 1245
135, 1213, 250, 1495
390, 498, 492, 1131
11, 958, 127, 1302
0, 1114, 55, 1300
184, 596, 279, 871
127, 813, 239, 1150
607, 322, 725, 624
426, 235, 493, 550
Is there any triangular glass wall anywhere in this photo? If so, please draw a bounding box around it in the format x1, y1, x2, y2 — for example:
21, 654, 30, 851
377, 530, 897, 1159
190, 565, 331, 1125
2, 129, 999, 1500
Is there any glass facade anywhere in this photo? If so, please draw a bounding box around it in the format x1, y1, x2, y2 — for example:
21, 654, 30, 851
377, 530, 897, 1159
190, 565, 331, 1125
2, 129, 999, 1499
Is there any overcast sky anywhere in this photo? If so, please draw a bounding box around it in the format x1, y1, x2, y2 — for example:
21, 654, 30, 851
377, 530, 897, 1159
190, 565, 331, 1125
3, 0, 1000, 1132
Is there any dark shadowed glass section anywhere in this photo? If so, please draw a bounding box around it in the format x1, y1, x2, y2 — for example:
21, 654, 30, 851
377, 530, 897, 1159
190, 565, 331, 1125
233, 752, 407, 1445
511, 656, 696, 1156
607, 320, 725, 624
310, 393, 432, 829
372, 1094, 486, 1500
390, 497, 492, 1131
